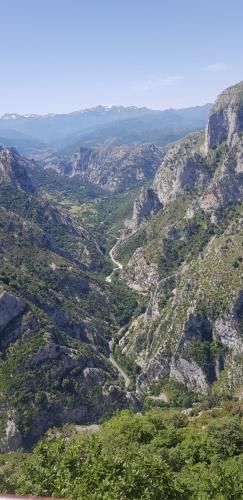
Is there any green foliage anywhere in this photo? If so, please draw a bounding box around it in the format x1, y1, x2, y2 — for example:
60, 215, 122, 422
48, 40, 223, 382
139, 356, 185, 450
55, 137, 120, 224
116, 229, 147, 264
109, 277, 142, 326
158, 238, 187, 277
81, 186, 141, 251
158, 209, 214, 278
2, 404, 242, 499
113, 343, 141, 382
27, 164, 103, 203
148, 379, 198, 408
207, 140, 229, 167
189, 341, 216, 381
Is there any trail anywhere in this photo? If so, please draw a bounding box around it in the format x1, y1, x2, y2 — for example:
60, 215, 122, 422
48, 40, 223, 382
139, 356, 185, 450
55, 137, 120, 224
105, 245, 130, 388
109, 337, 130, 389
105, 242, 123, 283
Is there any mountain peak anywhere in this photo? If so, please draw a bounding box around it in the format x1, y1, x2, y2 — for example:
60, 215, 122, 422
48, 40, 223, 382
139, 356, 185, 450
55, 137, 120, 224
213, 80, 243, 112
1, 113, 22, 120
206, 80, 243, 151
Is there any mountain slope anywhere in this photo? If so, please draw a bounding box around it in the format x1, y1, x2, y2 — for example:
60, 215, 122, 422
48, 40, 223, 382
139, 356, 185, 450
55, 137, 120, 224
0, 130, 47, 157
113, 81, 243, 399
43, 143, 164, 192
0, 148, 139, 451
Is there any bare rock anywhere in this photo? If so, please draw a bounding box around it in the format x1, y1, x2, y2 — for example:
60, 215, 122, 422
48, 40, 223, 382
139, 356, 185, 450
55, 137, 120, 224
0, 291, 26, 331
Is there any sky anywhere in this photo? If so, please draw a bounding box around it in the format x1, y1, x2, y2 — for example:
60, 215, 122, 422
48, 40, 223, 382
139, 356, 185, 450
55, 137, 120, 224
0, 0, 242, 115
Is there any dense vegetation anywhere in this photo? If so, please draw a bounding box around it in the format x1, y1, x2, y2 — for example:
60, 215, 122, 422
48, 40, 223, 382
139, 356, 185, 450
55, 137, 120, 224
27, 163, 141, 252
0, 403, 242, 499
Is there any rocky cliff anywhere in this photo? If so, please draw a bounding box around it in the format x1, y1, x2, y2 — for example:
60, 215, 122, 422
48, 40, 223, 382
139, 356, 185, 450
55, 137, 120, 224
136, 81, 243, 213
44, 144, 164, 192
0, 147, 35, 193
206, 80, 243, 151
114, 81, 243, 399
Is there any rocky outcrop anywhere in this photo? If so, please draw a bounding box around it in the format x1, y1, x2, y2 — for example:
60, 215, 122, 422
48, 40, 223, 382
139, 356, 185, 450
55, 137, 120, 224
0, 292, 26, 331
0, 147, 34, 193
133, 187, 163, 224
152, 132, 208, 206
0, 411, 22, 452
122, 81, 243, 224
205, 80, 243, 151
119, 212, 243, 396
120, 247, 159, 292
125, 187, 163, 235
170, 356, 209, 394
44, 144, 164, 192
115, 82, 243, 397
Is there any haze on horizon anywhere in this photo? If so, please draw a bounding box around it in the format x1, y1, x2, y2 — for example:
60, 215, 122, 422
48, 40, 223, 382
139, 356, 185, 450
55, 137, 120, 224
1, 0, 242, 115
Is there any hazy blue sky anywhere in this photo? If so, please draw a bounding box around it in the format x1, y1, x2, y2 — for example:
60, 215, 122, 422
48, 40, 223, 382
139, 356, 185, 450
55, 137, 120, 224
0, 0, 242, 114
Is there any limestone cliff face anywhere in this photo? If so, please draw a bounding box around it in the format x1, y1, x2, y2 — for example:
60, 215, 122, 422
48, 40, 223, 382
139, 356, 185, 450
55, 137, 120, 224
119, 217, 243, 395
44, 144, 164, 192
126, 81, 243, 219
200, 80, 243, 209
0, 292, 26, 331
0, 292, 26, 350
116, 81, 243, 397
132, 187, 163, 225
0, 411, 22, 453
120, 247, 160, 293
152, 132, 208, 206
0, 147, 35, 193
205, 80, 243, 151
124, 187, 163, 236
119, 81, 243, 242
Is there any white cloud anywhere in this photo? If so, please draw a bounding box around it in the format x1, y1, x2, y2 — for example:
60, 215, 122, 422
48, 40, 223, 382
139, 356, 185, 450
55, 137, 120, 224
133, 75, 183, 92
204, 63, 230, 73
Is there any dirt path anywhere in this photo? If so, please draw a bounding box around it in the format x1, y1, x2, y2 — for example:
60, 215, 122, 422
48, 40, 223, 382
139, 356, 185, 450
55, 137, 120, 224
109, 337, 130, 389
105, 242, 123, 283
106, 244, 130, 388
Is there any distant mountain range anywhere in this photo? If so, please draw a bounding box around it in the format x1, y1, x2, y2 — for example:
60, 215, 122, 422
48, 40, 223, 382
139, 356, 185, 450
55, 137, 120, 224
0, 104, 212, 156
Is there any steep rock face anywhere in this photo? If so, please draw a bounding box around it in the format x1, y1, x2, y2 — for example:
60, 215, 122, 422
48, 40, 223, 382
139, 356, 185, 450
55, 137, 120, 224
123, 81, 243, 221
199, 80, 243, 209
152, 132, 207, 206
124, 187, 163, 235
199, 143, 243, 210
0, 411, 22, 452
0, 292, 26, 331
120, 247, 159, 293
44, 144, 164, 192
0, 292, 27, 350
0, 147, 34, 193
115, 82, 243, 397
120, 216, 243, 395
132, 187, 163, 225
118, 81, 243, 260
205, 80, 243, 151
